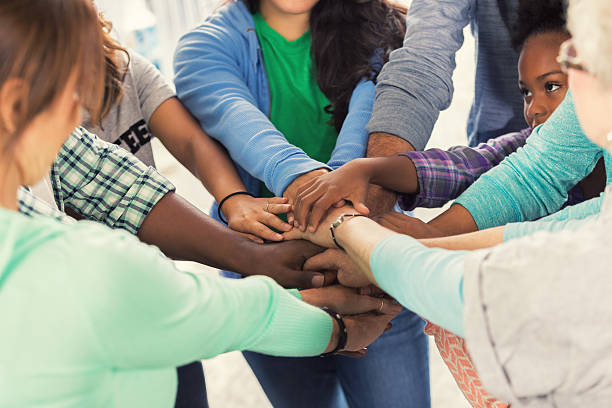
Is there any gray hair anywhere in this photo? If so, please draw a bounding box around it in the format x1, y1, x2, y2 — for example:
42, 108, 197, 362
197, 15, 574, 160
568, 0, 612, 88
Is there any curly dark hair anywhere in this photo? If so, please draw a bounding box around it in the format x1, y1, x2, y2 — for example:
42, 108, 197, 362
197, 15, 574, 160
238, 0, 406, 131
510, 0, 569, 51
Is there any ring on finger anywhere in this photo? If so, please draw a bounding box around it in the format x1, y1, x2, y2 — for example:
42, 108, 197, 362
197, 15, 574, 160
378, 298, 384, 313
264, 202, 270, 213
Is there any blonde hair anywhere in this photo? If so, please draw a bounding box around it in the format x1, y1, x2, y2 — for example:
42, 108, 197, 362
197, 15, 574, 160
568, 0, 612, 88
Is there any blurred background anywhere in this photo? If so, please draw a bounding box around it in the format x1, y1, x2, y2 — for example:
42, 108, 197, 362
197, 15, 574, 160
94, 1, 475, 406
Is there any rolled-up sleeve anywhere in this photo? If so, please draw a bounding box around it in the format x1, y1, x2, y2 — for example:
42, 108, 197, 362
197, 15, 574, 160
367, 0, 474, 150
52, 128, 175, 234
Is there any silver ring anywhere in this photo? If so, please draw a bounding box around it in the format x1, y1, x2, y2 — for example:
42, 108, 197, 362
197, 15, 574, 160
264, 202, 270, 213
378, 299, 384, 313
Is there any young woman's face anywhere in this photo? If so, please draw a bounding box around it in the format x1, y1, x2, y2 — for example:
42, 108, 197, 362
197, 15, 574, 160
260, 0, 319, 15
13, 70, 82, 185
518, 31, 570, 128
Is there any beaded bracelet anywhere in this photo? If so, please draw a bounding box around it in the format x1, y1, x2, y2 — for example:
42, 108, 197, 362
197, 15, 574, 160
329, 213, 367, 251
217, 191, 255, 224
320, 307, 347, 357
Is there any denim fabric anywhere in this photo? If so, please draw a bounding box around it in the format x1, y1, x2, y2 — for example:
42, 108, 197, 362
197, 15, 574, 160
243, 309, 430, 408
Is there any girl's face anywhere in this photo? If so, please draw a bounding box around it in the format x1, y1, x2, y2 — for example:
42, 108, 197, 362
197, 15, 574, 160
11, 70, 82, 186
518, 31, 570, 129
569, 68, 612, 150
260, 0, 319, 15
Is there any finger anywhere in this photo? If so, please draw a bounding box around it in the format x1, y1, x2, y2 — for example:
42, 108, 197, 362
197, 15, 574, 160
282, 228, 305, 241
294, 185, 324, 231
287, 210, 295, 226
307, 195, 346, 232
250, 223, 284, 242
267, 196, 289, 204
358, 285, 386, 297
355, 294, 403, 315
240, 232, 264, 244
290, 269, 325, 289
266, 203, 293, 216
303, 249, 343, 271
261, 212, 293, 232
323, 270, 338, 286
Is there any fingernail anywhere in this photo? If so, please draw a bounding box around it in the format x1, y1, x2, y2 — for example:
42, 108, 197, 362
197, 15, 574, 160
311, 274, 324, 288
308, 226, 315, 233
275, 234, 283, 240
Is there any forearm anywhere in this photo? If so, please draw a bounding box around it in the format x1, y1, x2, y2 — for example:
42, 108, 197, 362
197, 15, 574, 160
137, 192, 260, 272
427, 203, 479, 236
148, 98, 246, 202
365, 133, 415, 215
420, 226, 504, 251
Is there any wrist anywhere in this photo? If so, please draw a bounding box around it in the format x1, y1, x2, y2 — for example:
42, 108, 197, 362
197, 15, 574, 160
334, 216, 372, 250
324, 318, 340, 354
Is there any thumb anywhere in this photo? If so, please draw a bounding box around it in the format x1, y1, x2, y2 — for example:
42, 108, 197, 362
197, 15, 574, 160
304, 249, 341, 271
349, 189, 370, 216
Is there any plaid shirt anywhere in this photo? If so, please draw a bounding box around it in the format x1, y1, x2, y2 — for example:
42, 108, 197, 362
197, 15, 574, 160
398, 128, 584, 211
18, 127, 175, 234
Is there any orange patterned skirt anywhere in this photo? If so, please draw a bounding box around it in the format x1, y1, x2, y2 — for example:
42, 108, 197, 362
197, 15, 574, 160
424, 322, 509, 408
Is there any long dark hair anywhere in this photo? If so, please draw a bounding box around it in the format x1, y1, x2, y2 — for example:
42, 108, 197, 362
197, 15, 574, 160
240, 0, 406, 131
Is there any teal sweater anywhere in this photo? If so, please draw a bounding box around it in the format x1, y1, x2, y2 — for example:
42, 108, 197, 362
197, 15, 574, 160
0, 210, 331, 407
455, 93, 612, 229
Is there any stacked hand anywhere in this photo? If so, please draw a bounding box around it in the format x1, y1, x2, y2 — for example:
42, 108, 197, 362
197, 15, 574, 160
292, 160, 372, 232
223, 195, 293, 243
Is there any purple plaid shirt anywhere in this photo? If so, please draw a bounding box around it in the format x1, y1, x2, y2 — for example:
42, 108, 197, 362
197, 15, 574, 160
398, 128, 585, 211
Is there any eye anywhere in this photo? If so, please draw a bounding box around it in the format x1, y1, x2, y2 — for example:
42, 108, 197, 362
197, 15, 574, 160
520, 87, 532, 100
545, 82, 562, 93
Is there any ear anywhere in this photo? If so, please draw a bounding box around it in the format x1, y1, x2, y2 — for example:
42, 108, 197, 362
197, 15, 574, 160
0, 78, 28, 135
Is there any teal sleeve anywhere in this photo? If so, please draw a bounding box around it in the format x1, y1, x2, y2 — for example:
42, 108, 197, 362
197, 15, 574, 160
504, 196, 603, 241
455, 93, 609, 230
370, 234, 466, 337
74, 226, 332, 367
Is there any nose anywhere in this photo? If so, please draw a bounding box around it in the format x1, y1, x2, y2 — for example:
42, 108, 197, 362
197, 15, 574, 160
527, 98, 549, 128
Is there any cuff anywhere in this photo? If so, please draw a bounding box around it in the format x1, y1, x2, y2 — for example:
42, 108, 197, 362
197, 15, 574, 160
249, 282, 332, 357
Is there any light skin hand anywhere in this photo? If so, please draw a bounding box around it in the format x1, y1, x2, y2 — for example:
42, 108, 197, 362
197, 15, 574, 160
304, 248, 371, 288
221, 195, 292, 243
283, 205, 352, 248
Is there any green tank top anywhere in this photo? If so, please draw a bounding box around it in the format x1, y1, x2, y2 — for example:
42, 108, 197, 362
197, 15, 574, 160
252, 12, 338, 198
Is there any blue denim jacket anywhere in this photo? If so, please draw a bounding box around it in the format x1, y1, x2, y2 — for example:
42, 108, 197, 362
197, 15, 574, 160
174, 0, 374, 203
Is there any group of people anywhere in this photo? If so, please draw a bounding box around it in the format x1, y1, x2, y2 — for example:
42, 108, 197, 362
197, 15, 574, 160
1, 0, 611, 407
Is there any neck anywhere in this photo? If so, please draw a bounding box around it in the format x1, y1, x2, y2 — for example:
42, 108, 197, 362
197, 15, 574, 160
259, 3, 311, 41
0, 155, 22, 211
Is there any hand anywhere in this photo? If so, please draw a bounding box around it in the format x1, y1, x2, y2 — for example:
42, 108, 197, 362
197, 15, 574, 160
252, 240, 333, 289
283, 206, 352, 248
304, 248, 372, 288
222, 195, 292, 243
325, 312, 397, 357
283, 169, 329, 224
373, 212, 442, 238
293, 159, 372, 232
300, 285, 402, 315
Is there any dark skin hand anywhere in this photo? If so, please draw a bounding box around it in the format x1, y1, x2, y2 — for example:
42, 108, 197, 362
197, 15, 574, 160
137, 191, 329, 288
293, 155, 420, 231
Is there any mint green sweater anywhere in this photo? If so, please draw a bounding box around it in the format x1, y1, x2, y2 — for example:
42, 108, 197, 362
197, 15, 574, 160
0, 210, 331, 407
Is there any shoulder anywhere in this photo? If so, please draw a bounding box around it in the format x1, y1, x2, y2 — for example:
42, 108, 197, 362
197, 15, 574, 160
176, 1, 253, 55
